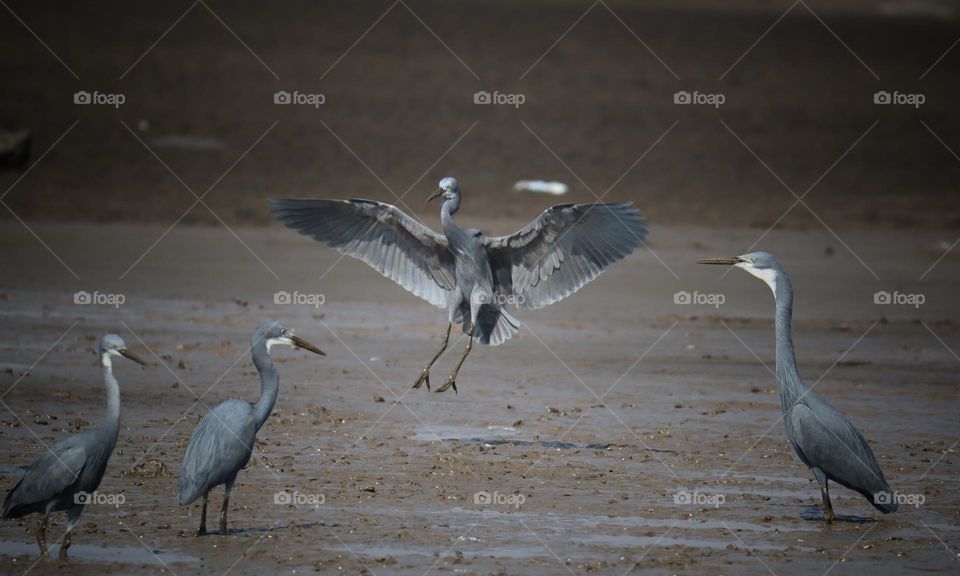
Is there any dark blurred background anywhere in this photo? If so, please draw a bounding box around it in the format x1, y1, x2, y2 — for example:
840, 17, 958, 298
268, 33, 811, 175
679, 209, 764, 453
0, 0, 957, 229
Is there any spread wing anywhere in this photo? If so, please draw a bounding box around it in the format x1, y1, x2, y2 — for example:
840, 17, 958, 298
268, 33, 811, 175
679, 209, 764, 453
484, 202, 647, 310
269, 198, 456, 308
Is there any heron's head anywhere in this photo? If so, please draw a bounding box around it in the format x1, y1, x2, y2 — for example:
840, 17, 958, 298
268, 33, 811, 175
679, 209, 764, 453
98, 334, 147, 365
427, 177, 460, 204
698, 251, 783, 294
255, 320, 326, 356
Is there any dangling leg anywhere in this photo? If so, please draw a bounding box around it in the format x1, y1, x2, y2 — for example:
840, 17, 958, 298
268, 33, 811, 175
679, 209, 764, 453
35, 512, 49, 557
219, 479, 234, 534
196, 493, 208, 536
413, 323, 451, 390
59, 506, 83, 561
437, 329, 473, 394
814, 468, 836, 523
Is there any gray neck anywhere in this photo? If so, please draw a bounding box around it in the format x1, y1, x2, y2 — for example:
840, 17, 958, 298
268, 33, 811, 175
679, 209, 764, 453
100, 354, 121, 437
440, 195, 461, 235
251, 340, 279, 431
772, 269, 806, 409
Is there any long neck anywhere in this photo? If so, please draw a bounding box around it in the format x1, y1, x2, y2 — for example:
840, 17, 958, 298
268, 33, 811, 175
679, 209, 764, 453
251, 340, 279, 431
772, 270, 806, 409
440, 195, 461, 235
100, 354, 121, 437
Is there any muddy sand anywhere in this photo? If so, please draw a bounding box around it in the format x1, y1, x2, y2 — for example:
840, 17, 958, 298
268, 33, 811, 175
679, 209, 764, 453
0, 221, 956, 575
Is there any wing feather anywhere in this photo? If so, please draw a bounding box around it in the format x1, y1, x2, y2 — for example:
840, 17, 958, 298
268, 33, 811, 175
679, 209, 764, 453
484, 202, 647, 310
269, 198, 456, 308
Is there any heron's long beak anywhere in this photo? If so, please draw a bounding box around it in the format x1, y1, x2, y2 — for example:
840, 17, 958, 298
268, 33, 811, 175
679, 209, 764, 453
291, 335, 326, 356
426, 188, 443, 204
698, 257, 742, 265
119, 348, 148, 366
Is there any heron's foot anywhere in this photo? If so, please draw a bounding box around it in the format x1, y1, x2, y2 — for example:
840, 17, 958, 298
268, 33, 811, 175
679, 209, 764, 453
412, 368, 431, 390
57, 547, 69, 562
824, 508, 836, 523
196, 526, 207, 537
435, 376, 458, 394
219, 517, 228, 535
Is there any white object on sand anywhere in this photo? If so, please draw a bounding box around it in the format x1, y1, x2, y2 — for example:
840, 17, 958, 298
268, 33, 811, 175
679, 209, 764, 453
513, 180, 568, 196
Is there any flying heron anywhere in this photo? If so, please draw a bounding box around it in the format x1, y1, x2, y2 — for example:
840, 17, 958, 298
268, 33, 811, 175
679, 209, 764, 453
178, 321, 325, 535
700, 251, 897, 521
2, 334, 146, 559
269, 176, 647, 392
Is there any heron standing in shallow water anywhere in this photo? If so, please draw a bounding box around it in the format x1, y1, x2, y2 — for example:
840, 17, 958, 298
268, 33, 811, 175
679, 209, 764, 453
2, 334, 146, 559
270, 176, 647, 392
178, 321, 324, 535
700, 252, 897, 521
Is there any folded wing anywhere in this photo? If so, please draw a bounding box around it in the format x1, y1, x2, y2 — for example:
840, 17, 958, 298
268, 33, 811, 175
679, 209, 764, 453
269, 199, 456, 308
485, 202, 647, 310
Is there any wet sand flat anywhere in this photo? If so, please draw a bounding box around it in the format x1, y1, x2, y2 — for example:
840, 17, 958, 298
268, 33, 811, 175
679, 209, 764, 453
0, 221, 957, 575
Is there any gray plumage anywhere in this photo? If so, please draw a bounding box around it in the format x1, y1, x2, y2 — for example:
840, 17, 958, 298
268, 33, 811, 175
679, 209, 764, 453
700, 252, 897, 521
178, 321, 324, 535
2, 334, 146, 559
269, 176, 647, 392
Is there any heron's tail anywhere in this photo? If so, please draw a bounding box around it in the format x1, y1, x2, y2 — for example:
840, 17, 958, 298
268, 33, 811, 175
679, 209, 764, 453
866, 477, 899, 514
475, 305, 520, 346
178, 475, 202, 506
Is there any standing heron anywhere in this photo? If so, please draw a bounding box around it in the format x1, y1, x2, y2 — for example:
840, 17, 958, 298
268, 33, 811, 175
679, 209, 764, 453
700, 252, 897, 521
2, 334, 146, 559
269, 176, 647, 392
178, 321, 325, 535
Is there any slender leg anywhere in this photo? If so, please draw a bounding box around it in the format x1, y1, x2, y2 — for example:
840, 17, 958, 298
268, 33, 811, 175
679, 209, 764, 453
196, 493, 208, 536
437, 330, 473, 393
59, 506, 82, 561
219, 479, 234, 534
813, 468, 836, 523
36, 513, 49, 558
820, 483, 836, 523
413, 323, 451, 390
